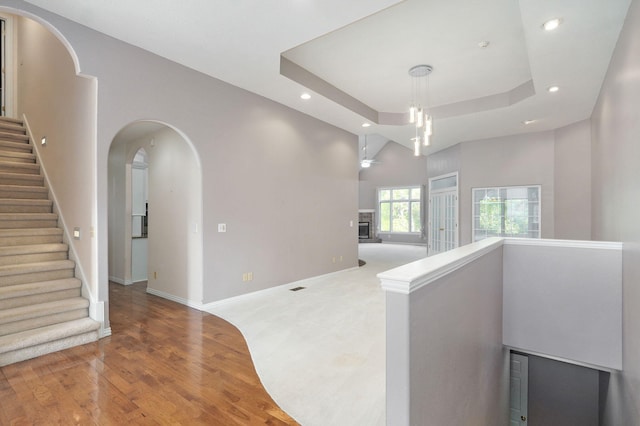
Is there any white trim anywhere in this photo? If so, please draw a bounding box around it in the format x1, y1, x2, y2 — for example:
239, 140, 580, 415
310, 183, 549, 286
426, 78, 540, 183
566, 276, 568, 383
505, 345, 618, 373
146, 287, 205, 311
503, 237, 622, 250
202, 266, 359, 311
109, 276, 133, 285
379, 237, 503, 294
428, 172, 459, 256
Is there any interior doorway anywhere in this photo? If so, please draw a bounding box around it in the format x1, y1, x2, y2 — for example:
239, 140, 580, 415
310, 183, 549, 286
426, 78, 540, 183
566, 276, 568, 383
428, 172, 458, 256
108, 121, 203, 306
0, 13, 16, 117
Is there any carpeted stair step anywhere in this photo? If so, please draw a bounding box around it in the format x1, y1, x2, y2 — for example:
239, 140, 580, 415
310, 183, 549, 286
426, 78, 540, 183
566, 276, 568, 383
0, 198, 52, 213
0, 278, 81, 310
0, 140, 32, 154
0, 228, 63, 247
0, 259, 75, 287
0, 243, 68, 266
0, 151, 35, 164
0, 317, 100, 366
0, 212, 58, 229
0, 297, 89, 336
0, 160, 40, 175
0, 117, 23, 126
0, 172, 44, 187
0, 122, 26, 135
0, 184, 48, 200
0, 131, 29, 144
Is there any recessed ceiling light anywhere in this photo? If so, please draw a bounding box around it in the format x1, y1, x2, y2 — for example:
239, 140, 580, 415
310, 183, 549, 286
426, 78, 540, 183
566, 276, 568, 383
300, 93, 311, 100
478, 41, 490, 48
542, 18, 562, 31
548, 86, 559, 93
523, 119, 537, 125
362, 123, 371, 128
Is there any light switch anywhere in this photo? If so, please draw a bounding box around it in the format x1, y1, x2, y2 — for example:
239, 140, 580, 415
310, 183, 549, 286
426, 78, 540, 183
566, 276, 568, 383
73, 227, 81, 239
218, 223, 227, 233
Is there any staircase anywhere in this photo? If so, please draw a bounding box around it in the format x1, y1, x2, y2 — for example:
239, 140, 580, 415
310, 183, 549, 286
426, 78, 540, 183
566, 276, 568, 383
0, 116, 100, 367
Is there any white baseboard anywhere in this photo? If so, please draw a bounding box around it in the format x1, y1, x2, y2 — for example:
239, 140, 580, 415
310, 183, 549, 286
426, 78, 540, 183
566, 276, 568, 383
202, 265, 359, 311
109, 276, 133, 285
145, 287, 204, 311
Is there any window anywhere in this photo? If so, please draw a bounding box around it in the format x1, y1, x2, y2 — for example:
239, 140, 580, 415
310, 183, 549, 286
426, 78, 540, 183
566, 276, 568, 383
472, 186, 540, 241
378, 186, 422, 233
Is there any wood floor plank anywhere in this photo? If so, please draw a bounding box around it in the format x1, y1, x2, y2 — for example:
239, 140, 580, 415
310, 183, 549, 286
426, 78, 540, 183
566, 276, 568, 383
0, 281, 298, 425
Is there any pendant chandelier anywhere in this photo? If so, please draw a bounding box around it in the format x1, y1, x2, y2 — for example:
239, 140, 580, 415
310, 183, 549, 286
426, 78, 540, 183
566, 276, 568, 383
408, 64, 433, 156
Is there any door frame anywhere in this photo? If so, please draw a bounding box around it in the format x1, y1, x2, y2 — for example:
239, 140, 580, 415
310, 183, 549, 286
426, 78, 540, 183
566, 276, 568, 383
0, 13, 16, 117
428, 172, 459, 256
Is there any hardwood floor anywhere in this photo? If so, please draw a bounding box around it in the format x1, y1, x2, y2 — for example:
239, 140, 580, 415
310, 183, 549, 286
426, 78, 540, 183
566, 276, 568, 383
0, 282, 298, 425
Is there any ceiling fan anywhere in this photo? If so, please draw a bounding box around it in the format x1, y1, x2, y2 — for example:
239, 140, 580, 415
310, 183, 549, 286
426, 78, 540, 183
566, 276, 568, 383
361, 135, 381, 168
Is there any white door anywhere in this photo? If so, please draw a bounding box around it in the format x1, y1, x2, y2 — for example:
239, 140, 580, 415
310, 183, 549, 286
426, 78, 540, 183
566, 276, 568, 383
428, 173, 458, 256
510, 353, 529, 425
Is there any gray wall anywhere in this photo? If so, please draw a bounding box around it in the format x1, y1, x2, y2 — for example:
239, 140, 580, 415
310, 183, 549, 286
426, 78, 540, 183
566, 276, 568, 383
554, 120, 592, 240
591, 0, 640, 422
6, 1, 359, 319
409, 247, 507, 425
384, 243, 508, 425
427, 132, 557, 246
359, 141, 428, 244
528, 354, 599, 426
16, 14, 97, 300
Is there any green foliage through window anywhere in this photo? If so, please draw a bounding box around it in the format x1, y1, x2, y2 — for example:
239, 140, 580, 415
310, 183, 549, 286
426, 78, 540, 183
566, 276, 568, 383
378, 186, 422, 234
472, 186, 540, 241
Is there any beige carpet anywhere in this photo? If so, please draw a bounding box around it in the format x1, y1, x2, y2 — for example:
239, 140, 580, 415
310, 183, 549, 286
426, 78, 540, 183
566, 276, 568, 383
206, 243, 427, 426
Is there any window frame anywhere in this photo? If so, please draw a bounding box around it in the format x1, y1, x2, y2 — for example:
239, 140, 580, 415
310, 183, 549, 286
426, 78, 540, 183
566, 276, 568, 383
377, 185, 423, 235
471, 185, 541, 242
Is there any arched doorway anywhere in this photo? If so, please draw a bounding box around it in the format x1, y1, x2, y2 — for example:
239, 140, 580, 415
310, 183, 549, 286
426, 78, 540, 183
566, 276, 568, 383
108, 121, 203, 306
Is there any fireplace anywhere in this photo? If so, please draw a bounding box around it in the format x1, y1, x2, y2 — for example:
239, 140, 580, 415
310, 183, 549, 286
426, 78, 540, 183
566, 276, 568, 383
358, 210, 380, 243
358, 222, 370, 239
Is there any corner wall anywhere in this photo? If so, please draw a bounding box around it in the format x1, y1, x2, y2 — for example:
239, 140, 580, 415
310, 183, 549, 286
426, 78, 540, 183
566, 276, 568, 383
591, 0, 640, 422
359, 141, 428, 245
15, 15, 98, 303
8, 1, 359, 307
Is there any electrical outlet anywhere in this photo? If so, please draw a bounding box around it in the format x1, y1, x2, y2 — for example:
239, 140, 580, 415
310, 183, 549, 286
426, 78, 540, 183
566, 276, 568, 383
242, 273, 247, 282
332, 256, 336, 263
339, 256, 343, 262
248, 272, 253, 281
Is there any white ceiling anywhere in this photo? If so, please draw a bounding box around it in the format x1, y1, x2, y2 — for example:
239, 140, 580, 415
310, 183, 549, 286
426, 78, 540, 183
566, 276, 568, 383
23, 0, 631, 163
